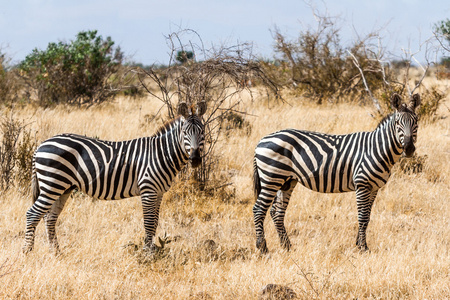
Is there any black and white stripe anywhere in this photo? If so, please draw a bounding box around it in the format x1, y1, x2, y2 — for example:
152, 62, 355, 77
23, 101, 206, 253
253, 94, 421, 253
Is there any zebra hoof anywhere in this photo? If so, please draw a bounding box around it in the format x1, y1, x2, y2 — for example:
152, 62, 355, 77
50, 246, 61, 256
143, 243, 157, 254
22, 245, 33, 254
281, 239, 291, 251
256, 237, 269, 255
356, 244, 370, 253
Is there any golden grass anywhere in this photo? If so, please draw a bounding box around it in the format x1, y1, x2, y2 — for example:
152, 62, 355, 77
1, 90, 449, 299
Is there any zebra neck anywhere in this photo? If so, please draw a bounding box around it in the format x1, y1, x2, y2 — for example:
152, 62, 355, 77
156, 118, 189, 171
373, 114, 403, 166
177, 118, 190, 166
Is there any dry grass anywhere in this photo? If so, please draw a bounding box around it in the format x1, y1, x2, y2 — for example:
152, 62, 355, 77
0, 86, 449, 299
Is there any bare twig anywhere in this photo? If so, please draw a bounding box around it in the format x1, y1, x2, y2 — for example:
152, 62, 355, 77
410, 58, 429, 95
433, 31, 450, 53
347, 50, 383, 114
290, 257, 320, 297
0, 254, 20, 278
138, 29, 279, 188
400, 38, 434, 96
319, 251, 357, 294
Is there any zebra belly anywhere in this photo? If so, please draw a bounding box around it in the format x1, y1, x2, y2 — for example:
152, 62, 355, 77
255, 151, 355, 194
293, 168, 355, 194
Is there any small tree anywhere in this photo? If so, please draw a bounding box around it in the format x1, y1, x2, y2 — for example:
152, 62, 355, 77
19, 30, 124, 106
176, 50, 194, 64
434, 18, 450, 45
433, 18, 450, 68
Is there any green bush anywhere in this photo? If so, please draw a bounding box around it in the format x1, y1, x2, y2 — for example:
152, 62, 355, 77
19, 30, 124, 106
176, 51, 194, 64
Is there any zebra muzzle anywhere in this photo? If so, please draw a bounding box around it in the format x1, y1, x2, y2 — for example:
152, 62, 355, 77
403, 137, 415, 157
189, 148, 202, 168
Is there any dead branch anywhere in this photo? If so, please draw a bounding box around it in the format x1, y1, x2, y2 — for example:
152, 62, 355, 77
410, 57, 429, 95
290, 257, 320, 297
347, 50, 383, 114
433, 31, 450, 53
0, 255, 19, 278
400, 38, 433, 96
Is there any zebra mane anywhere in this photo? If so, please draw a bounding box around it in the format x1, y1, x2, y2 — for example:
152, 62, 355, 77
376, 113, 394, 129
152, 116, 183, 137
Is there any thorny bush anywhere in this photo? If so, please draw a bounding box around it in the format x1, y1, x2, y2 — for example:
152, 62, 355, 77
0, 51, 21, 106
0, 113, 36, 192
270, 22, 390, 104
137, 30, 278, 190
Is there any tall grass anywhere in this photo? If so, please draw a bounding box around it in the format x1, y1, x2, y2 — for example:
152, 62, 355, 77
0, 87, 449, 298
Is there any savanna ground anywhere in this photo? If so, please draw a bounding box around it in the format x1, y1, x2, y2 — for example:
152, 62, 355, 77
0, 78, 449, 299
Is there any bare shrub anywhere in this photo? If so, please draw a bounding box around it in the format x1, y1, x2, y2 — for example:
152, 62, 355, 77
0, 113, 36, 192
373, 69, 445, 121
270, 13, 391, 104
269, 6, 445, 121
115, 64, 146, 98
414, 86, 446, 121
221, 111, 252, 136
135, 29, 278, 190
0, 114, 23, 190
15, 129, 36, 192
0, 51, 21, 106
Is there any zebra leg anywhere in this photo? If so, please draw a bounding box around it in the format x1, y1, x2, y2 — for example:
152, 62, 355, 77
141, 192, 163, 254
23, 193, 60, 253
270, 179, 297, 250
43, 191, 71, 253
355, 188, 378, 251
253, 187, 279, 254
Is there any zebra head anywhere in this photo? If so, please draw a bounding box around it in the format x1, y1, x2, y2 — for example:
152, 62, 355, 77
391, 93, 421, 157
178, 101, 207, 168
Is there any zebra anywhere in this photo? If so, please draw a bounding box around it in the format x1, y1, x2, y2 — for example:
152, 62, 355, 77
252, 93, 421, 254
23, 101, 206, 254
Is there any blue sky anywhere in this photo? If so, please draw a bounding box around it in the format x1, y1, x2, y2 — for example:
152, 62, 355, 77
1, 0, 449, 65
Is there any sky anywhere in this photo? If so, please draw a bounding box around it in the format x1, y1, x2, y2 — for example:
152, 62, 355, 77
1, 0, 449, 66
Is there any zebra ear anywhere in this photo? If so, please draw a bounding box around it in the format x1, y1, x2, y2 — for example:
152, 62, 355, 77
408, 94, 421, 111
390, 93, 402, 110
196, 101, 207, 116
177, 102, 190, 118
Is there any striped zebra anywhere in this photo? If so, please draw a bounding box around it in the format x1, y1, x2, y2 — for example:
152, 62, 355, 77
253, 93, 421, 254
23, 101, 206, 254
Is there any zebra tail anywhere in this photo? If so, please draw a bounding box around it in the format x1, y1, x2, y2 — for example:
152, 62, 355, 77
253, 157, 261, 199
31, 157, 39, 204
